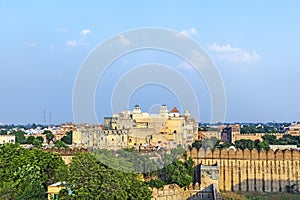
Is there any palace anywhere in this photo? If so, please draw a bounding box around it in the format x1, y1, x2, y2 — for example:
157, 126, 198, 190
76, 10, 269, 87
72, 105, 198, 149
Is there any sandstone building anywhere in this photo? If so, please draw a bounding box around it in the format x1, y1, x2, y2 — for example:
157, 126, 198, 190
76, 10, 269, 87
73, 105, 198, 149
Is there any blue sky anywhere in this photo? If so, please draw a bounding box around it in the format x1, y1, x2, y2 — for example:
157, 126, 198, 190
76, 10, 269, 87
1, 1, 300, 124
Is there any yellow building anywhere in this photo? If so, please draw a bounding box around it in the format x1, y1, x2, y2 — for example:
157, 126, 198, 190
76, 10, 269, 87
73, 124, 128, 149
73, 105, 198, 149
47, 182, 65, 200
0, 135, 15, 144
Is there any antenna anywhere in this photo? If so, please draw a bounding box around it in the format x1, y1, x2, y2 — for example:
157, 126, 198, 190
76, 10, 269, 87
49, 112, 52, 127
44, 110, 46, 127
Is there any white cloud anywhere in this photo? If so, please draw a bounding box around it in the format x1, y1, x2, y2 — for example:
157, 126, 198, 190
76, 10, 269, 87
66, 39, 87, 47
56, 27, 67, 33
66, 29, 90, 48
66, 40, 80, 47
25, 41, 37, 47
180, 28, 198, 37
118, 34, 130, 46
209, 42, 260, 64
80, 29, 91, 37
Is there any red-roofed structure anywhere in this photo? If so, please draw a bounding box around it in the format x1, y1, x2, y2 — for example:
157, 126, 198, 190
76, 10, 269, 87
170, 107, 179, 113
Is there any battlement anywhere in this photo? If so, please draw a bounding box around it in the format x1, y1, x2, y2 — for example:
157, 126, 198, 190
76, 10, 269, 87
42, 147, 88, 156
187, 147, 299, 160
188, 147, 300, 192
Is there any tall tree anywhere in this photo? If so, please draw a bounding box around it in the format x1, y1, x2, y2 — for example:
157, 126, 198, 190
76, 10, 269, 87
235, 139, 255, 150
26, 135, 35, 144
160, 151, 194, 188
66, 152, 152, 200
0, 143, 68, 200
46, 132, 54, 144
13, 130, 26, 144
61, 131, 72, 145
36, 136, 44, 143
54, 140, 68, 149
33, 139, 43, 148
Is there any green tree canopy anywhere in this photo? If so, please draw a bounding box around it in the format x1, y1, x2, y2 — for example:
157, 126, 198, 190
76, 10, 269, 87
0, 143, 68, 199
33, 139, 43, 148
13, 130, 26, 144
262, 134, 277, 145
235, 139, 255, 150
191, 140, 202, 150
46, 132, 54, 144
160, 156, 194, 188
61, 131, 72, 145
36, 136, 44, 143
66, 152, 152, 200
26, 135, 35, 145
42, 130, 52, 135
54, 140, 68, 149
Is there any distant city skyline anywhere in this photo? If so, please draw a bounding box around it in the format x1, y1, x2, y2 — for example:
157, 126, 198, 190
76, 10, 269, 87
1, 1, 300, 124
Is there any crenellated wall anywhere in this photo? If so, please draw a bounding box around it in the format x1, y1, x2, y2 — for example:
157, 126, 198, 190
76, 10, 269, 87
42, 147, 88, 155
42, 147, 88, 164
188, 148, 300, 192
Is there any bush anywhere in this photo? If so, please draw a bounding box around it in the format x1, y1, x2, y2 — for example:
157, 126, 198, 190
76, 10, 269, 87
147, 179, 165, 188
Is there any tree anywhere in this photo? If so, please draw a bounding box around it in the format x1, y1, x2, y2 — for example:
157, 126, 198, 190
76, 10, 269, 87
262, 134, 277, 145
0, 130, 7, 135
13, 130, 27, 144
31, 123, 37, 129
279, 134, 299, 145
147, 179, 165, 188
191, 140, 202, 150
158, 148, 194, 188
36, 136, 44, 143
27, 135, 35, 144
54, 140, 68, 149
33, 139, 43, 148
202, 137, 220, 150
160, 157, 194, 188
67, 152, 152, 200
46, 132, 54, 144
257, 141, 269, 151
61, 131, 72, 145
0, 143, 68, 199
216, 142, 232, 149
235, 139, 254, 150
42, 130, 52, 135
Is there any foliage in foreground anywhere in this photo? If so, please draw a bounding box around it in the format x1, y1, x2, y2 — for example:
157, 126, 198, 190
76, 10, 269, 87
60, 152, 152, 200
92, 146, 194, 189
0, 144, 194, 200
0, 143, 68, 200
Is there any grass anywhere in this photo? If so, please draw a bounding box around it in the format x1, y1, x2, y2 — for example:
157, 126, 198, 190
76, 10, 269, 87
221, 192, 300, 200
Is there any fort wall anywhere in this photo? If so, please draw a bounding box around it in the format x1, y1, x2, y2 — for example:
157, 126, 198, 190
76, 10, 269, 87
188, 147, 300, 192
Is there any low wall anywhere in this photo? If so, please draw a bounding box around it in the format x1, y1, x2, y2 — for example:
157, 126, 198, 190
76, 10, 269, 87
151, 184, 197, 200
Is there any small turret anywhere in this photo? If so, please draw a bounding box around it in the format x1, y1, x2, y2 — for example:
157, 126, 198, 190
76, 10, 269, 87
169, 107, 180, 117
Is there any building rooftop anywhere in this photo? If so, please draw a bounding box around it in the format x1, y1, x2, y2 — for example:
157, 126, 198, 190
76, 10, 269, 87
170, 107, 179, 113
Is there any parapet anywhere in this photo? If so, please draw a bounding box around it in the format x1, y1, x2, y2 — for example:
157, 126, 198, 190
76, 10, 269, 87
187, 147, 300, 161
42, 147, 88, 155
